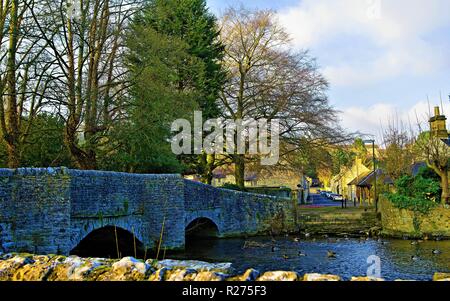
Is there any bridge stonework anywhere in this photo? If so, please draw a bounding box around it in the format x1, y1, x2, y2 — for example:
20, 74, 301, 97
0, 168, 296, 255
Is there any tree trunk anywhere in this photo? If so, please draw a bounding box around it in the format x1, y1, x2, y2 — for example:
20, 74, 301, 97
205, 154, 217, 185
206, 172, 213, 185
429, 164, 449, 205
5, 141, 19, 168
441, 170, 449, 205
62, 8, 98, 171
234, 154, 245, 189
4, 0, 19, 168
64, 123, 97, 170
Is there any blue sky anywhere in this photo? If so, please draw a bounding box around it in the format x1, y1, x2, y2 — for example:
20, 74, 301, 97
207, 0, 450, 137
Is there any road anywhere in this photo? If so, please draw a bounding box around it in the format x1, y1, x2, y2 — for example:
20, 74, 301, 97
305, 193, 344, 207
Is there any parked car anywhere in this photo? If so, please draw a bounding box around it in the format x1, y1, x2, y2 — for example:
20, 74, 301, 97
331, 194, 344, 201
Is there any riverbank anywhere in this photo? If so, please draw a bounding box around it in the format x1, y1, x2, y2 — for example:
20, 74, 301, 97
0, 253, 448, 281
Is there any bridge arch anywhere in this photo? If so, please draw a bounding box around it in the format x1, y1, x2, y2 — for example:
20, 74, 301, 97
70, 221, 148, 259
185, 217, 220, 238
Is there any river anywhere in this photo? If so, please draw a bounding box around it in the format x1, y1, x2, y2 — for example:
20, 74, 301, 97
170, 236, 450, 281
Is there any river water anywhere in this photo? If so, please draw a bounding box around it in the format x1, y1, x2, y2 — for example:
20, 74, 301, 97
171, 236, 450, 281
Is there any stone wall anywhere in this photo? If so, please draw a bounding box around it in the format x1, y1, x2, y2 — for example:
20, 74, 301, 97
184, 180, 297, 237
0, 168, 71, 255
379, 196, 450, 238
296, 207, 380, 236
1, 168, 295, 255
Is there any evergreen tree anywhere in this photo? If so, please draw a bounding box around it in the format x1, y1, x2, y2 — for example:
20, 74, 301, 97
102, 20, 199, 173
131, 0, 225, 181
137, 0, 225, 119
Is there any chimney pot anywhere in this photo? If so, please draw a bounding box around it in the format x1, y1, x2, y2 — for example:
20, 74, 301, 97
434, 106, 440, 116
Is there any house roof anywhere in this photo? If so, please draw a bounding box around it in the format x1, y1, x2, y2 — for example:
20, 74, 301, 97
411, 162, 427, 177
347, 170, 372, 186
358, 170, 381, 187
212, 168, 258, 181
352, 169, 393, 187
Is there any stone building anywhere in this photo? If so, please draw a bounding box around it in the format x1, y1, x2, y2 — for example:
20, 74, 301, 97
330, 157, 371, 201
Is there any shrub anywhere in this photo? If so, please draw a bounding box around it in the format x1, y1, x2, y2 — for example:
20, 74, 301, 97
386, 171, 440, 214
221, 183, 246, 192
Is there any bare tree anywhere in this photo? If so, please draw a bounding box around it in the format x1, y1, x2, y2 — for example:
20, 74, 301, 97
0, 0, 52, 167
219, 7, 347, 188
379, 118, 416, 181
28, 0, 140, 169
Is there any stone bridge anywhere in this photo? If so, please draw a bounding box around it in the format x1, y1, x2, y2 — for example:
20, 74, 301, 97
0, 168, 296, 255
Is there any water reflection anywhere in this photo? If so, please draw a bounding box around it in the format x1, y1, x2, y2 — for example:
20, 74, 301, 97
171, 236, 450, 280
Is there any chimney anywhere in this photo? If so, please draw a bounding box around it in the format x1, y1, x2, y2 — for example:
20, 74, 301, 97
429, 105, 448, 140
434, 106, 440, 117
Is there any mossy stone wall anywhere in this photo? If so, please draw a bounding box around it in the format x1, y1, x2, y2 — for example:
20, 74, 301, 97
380, 196, 450, 238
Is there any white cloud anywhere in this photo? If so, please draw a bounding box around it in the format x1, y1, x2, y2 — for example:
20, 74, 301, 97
323, 41, 445, 86
339, 99, 450, 139
278, 0, 450, 86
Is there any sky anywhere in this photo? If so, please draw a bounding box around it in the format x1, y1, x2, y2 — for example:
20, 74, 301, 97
207, 0, 450, 140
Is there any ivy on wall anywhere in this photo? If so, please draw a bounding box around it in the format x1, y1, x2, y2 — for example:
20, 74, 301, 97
385, 167, 441, 214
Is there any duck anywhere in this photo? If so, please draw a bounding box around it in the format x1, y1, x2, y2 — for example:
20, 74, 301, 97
298, 251, 307, 257
327, 250, 337, 258
377, 239, 388, 245
271, 246, 280, 252
410, 241, 418, 245
304, 233, 311, 238
293, 237, 300, 242
432, 249, 442, 255
323, 234, 329, 239
411, 255, 419, 261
